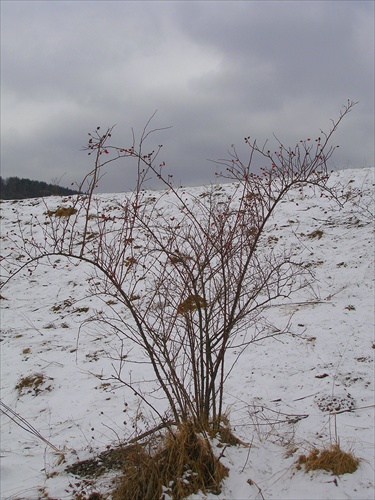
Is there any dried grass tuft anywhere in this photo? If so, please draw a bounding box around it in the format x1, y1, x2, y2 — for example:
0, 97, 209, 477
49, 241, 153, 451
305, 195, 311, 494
307, 229, 324, 239
15, 373, 53, 396
297, 444, 360, 475
112, 421, 228, 500
45, 206, 77, 217
177, 295, 206, 315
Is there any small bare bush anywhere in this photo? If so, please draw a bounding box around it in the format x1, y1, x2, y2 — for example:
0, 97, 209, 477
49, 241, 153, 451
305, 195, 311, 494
1, 102, 357, 435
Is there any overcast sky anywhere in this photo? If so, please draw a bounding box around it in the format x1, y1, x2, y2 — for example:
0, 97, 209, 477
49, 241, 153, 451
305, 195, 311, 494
1, 0, 374, 192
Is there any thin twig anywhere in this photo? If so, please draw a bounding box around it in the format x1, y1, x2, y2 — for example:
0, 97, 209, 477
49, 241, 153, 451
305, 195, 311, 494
329, 404, 375, 415
0, 400, 62, 454
240, 435, 254, 473
247, 478, 266, 500
127, 420, 176, 444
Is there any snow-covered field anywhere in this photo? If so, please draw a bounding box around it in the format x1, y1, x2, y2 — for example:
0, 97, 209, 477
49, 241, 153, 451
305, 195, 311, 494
0, 167, 374, 499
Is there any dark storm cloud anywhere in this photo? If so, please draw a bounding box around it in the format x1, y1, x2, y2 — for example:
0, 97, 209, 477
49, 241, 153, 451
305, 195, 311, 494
1, 1, 373, 193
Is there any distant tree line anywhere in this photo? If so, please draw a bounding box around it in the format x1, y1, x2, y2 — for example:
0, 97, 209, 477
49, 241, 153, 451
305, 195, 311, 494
0, 176, 80, 200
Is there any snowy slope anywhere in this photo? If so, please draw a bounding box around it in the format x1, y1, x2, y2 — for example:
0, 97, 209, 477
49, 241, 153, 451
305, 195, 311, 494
0, 167, 374, 499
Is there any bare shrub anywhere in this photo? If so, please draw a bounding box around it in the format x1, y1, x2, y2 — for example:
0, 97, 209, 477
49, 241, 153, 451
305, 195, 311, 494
1, 102, 357, 435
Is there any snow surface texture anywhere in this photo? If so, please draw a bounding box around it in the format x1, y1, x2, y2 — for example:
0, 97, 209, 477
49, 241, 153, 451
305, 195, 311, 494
0, 167, 374, 499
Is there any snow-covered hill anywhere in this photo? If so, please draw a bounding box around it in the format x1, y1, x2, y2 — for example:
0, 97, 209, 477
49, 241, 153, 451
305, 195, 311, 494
1, 167, 374, 499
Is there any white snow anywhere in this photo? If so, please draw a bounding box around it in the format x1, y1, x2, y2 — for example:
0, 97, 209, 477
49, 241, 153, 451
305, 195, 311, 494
1, 167, 374, 499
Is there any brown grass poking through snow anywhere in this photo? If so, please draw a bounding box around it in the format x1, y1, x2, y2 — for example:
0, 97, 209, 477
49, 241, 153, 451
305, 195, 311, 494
112, 421, 228, 500
45, 206, 77, 217
297, 444, 360, 475
306, 229, 324, 239
15, 373, 53, 396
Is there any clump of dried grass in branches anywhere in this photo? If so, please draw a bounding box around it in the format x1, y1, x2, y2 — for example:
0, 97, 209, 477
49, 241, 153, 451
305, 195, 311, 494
297, 444, 360, 475
112, 421, 228, 500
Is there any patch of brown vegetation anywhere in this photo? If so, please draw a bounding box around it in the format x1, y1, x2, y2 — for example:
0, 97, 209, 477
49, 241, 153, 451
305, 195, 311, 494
45, 206, 77, 217
15, 373, 53, 396
297, 444, 360, 475
307, 229, 324, 239
177, 295, 206, 315
112, 422, 228, 499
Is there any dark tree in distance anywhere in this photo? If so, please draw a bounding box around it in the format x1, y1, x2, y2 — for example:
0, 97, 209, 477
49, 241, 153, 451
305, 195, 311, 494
0, 176, 79, 200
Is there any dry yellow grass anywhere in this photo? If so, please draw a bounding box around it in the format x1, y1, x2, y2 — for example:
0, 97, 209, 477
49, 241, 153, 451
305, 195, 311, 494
112, 421, 228, 500
297, 444, 360, 475
177, 295, 206, 315
45, 206, 77, 217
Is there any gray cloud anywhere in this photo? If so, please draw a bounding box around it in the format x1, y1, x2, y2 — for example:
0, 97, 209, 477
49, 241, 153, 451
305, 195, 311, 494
1, 0, 373, 193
